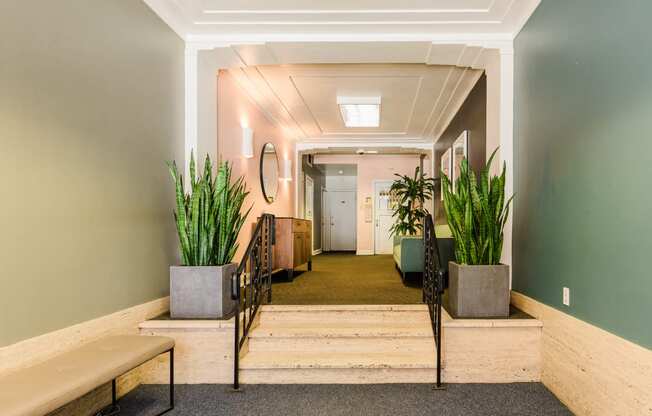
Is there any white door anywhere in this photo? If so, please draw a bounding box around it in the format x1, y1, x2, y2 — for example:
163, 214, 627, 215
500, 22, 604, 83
374, 181, 395, 254
328, 191, 356, 251
305, 175, 314, 252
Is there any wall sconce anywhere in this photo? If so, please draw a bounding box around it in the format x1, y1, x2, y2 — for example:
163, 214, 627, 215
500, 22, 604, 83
242, 127, 254, 158
281, 158, 292, 181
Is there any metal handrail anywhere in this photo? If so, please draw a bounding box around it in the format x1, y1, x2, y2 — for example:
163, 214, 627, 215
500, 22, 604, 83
231, 213, 275, 390
423, 214, 444, 389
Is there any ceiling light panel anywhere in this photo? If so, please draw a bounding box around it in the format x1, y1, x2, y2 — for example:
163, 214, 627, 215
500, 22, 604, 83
337, 96, 381, 128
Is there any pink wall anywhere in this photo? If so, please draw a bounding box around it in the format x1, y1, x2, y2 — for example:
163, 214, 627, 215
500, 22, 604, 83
218, 70, 295, 262
313, 154, 430, 254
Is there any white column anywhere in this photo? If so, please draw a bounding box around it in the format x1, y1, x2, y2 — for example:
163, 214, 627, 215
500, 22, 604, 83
184, 46, 198, 177
197, 50, 219, 174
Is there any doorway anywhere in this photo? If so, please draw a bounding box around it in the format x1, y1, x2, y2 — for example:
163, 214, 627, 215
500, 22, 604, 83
374, 180, 395, 254
325, 190, 356, 251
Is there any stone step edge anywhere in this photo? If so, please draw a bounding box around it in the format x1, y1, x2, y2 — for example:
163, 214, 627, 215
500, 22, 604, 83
261, 304, 428, 312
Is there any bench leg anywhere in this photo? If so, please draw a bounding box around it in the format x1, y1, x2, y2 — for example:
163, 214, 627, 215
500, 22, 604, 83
95, 380, 120, 416
155, 348, 174, 416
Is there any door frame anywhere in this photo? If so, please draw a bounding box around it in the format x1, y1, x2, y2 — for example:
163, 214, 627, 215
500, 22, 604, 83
372, 179, 395, 255
305, 174, 315, 252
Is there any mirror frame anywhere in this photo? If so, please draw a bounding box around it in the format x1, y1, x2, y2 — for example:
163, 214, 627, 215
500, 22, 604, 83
259, 142, 279, 204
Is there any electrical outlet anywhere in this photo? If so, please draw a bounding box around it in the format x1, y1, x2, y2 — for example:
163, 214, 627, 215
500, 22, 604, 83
563, 287, 570, 306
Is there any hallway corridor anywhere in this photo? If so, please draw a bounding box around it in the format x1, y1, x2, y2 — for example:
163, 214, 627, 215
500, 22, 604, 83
272, 253, 421, 305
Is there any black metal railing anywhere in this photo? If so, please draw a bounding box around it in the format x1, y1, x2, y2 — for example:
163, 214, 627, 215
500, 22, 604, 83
423, 214, 444, 389
231, 213, 275, 390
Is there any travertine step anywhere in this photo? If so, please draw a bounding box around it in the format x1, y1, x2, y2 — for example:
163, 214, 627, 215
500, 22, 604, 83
240, 304, 439, 383
240, 351, 438, 384
258, 304, 430, 325
240, 351, 436, 369
249, 323, 433, 338
248, 322, 434, 353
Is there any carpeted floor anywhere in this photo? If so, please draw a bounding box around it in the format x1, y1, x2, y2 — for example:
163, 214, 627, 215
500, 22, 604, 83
118, 383, 572, 416
271, 252, 422, 304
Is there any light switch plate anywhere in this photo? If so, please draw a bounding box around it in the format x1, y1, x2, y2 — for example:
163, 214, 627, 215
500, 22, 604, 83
563, 287, 570, 306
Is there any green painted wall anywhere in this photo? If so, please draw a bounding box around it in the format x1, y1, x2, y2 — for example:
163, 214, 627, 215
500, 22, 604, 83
0, 1, 184, 346
513, 0, 652, 348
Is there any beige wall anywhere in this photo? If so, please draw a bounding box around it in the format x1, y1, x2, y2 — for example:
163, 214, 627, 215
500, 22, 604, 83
313, 154, 430, 253
217, 71, 296, 261
0, 1, 184, 346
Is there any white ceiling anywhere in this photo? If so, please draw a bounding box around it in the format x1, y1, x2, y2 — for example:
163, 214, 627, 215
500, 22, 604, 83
227, 63, 482, 143
144, 0, 541, 40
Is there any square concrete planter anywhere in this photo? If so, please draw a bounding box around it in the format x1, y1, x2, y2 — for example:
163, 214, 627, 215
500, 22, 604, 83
448, 262, 510, 318
170, 263, 237, 319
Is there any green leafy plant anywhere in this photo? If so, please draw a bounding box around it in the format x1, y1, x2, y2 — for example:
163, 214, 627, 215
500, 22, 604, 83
441, 148, 513, 265
167, 152, 252, 266
389, 167, 436, 236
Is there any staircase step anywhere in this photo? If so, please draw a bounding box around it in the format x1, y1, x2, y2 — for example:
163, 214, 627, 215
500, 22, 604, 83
259, 304, 430, 325
249, 333, 435, 353
241, 304, 439, 384
240, 351, 437, 370
240, 351, 438, 384
249, 323, 433, 339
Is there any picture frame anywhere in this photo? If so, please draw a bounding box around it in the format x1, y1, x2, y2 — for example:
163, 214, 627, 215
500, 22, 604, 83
440, 148, 452, 200
452, 130, 469, 193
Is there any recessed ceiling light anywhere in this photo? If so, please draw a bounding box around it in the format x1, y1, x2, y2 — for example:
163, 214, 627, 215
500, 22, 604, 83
337, 96, 381, 128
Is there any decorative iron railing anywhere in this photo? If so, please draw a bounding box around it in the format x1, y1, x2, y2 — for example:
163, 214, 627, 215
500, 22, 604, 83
231, 213, 275, 390
423, 214, 444, 389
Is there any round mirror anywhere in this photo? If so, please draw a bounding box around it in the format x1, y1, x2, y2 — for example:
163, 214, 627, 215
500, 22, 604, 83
260, 142, 279, 203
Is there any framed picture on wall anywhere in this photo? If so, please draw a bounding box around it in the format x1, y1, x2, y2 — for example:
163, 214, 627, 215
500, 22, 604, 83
440, 148, 452, 200
452, 130, 469, 192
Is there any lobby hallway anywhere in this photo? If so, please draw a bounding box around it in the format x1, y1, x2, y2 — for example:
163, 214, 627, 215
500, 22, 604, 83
271, 252, 422, 305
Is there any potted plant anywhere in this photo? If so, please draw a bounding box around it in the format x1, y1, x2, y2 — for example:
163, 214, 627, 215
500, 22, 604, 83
441, 149, 513, 318
389, 166, 435, 237
167, 153, 251, 319
389, 167, 435, 280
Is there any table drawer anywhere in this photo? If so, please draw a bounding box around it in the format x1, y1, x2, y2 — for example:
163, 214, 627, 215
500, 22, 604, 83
292, 219, 311, 233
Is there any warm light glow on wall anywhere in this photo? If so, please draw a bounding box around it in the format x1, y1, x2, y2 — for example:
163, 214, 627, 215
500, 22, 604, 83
242, 126, 253, 158
281, 158, 292, 181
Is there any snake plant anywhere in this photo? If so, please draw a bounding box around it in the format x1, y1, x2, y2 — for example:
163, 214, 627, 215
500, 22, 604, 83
167, 152, 252, 266
441, 148, 513, 265
389, 167, 436, 236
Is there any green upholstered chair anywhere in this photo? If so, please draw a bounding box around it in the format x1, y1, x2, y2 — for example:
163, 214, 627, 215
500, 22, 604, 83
392, 224, 455, 282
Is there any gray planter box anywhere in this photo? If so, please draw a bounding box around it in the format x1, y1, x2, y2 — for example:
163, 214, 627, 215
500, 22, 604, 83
449, 262, 510, 318
170, 263, 237, 319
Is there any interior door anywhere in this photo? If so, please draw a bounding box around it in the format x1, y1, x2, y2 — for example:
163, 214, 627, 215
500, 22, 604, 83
305, 175, 314, 252
374, 181, 395, 254
329, 191, 356, 251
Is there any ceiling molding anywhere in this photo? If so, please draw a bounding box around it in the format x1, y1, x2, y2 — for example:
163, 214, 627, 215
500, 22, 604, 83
145, 0, 541, 41
226, 63, 482, 144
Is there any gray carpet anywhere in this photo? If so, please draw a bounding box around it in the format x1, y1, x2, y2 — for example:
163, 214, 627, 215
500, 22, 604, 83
117, 384, 572, 416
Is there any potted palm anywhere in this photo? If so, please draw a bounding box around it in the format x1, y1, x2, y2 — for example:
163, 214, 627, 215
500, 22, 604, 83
389, 167, 435, 280
441, 148, 513, 318
389, 166, 435, 236
167, 153, 251, 319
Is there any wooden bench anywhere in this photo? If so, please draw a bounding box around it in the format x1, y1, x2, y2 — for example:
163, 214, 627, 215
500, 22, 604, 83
0, 335, 175, 416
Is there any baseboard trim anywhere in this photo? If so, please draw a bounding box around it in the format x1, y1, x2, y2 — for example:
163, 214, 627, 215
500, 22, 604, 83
312, 249, 322, 256
356, 250, 374, 256
511, 291, 652, 416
